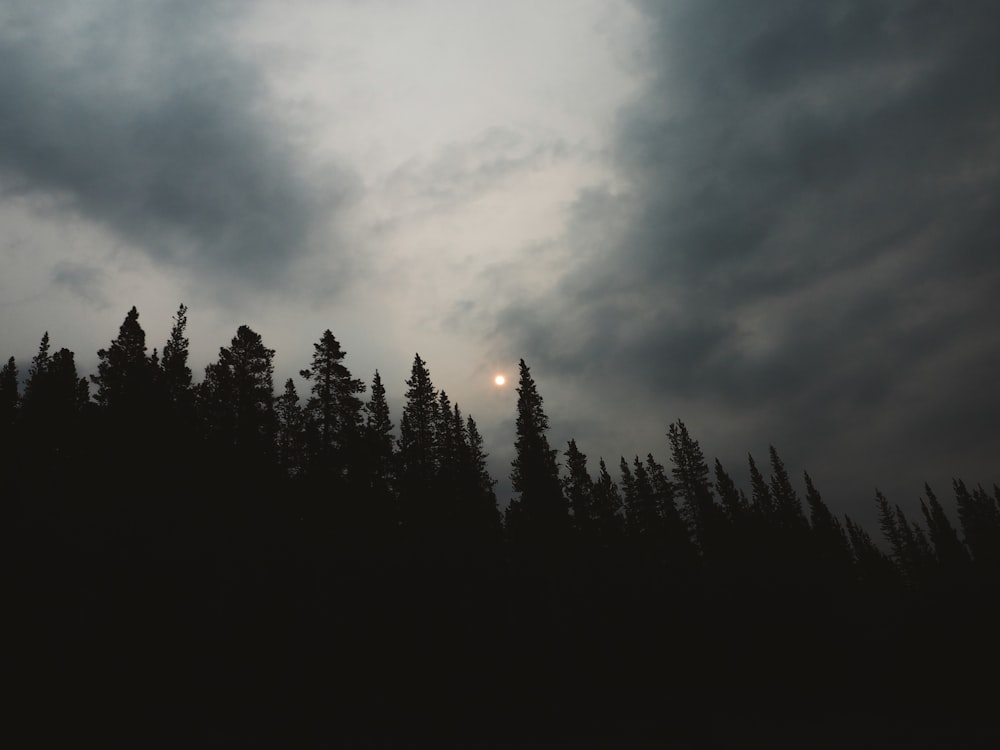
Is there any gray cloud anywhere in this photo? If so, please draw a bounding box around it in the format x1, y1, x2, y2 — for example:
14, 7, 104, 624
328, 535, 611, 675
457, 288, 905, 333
0, 0, 356, 289
51, 260, 108, 309
495, 0, 1000, 513
373, 127, 576, 233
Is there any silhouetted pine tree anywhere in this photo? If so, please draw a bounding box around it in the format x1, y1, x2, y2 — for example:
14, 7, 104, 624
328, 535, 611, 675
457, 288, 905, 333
803, 471, 852, 572
300, 330, 366, 477
619, 456, 637, 529
628, 456, 660, 537
434, 390, 463, 527
591, 458, 623, 541
20, 336, 89, 485
0, 356, 17, 428
92, 306, 155, 414
845, 514, 899, 589
646, 453, 686, 537
198, 325, 277, 461
714, 459, 749, 527
462, 414, 501, 541
563, 439, 593, 534
161, 303, 193, 407
508, 359, 566, 542
398, 354, 438, 531
954, 479, 1000, 579
22, 335, 89, 423
747, 453, 774, 522
768, 446, 807, 532
276, 378, 306, 478
919, 483, 970, 576
362, 370, 396, 529
667, 420, 715, 554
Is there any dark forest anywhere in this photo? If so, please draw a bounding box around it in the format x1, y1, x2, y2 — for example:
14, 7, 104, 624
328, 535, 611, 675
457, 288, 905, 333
4, 305, 999, 747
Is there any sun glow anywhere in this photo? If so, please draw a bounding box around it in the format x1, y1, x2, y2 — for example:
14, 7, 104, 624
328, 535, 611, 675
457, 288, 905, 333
494, 375, 505, 386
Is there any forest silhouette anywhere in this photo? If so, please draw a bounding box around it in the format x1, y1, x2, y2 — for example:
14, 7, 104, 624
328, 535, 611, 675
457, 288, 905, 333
4, 305, 998, 746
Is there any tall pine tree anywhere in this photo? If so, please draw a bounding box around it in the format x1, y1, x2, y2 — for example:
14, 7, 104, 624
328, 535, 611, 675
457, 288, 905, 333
508, 359, 566, 541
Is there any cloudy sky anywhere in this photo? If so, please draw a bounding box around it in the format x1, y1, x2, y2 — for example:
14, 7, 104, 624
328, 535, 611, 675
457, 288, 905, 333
2, 0, 998, 524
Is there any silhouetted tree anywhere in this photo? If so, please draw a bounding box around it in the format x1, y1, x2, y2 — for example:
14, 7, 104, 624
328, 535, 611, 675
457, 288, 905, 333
954, 479, 1000, 578
714, 459, 749, 527
398, 354, 438, 530
747, 452, 774, 522
768, 446, 807, 532
199, 325, 277, 460
20, 336, 89, 480
300, 330, 366, 475
276, 378, 306, 478
433, 389, 464, 527
590, 458, 623, 541
845, 514, 899, 588
462, 414, 501, 540
0, 356, 18, 428
624, 456, 660, 537
362, 370, 396, 528
646, 454, 683, 531
563, 439, 593, 533
92, 306, 155, 413
667, 420, 715, 553
161, 303, 193, 406
22, 335, 89, 421
920, 483, 970, 575
804, 471, 851, 570
508, 359, 566, 541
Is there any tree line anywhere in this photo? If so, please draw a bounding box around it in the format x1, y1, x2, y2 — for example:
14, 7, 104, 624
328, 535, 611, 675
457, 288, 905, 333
4, 304, 998, 745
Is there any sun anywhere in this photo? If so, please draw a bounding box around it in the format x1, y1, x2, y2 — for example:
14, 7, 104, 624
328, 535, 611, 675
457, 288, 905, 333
494, 374, 505, 386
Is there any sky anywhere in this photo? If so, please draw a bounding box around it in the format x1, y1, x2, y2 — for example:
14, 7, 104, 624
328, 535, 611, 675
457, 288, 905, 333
2, 0, 998, 526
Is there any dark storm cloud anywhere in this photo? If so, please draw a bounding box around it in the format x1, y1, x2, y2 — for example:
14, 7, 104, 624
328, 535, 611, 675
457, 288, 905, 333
0, 0, 353, 287
499, 1, 1000, 503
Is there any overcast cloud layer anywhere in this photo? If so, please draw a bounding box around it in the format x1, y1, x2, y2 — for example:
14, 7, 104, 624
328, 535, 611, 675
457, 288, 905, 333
1, 1, 997, 521
493, 0, 1000, 517
0, 0, 350, 288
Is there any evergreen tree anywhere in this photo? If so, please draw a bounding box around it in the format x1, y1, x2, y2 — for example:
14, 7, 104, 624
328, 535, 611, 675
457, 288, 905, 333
508, 359, 566, 540
398, 354, 438, 529
919, 483, 970, 573
363, 370, 396, 526
21, 332, 51, 410
92, 306, 154, 412
769, 446, 807, 531
874, 490, 933, 587
300, 330, 366, 471
433, 390, 464, 526
0, 356, 18, 428
463, 414, 500, 538
0, 356, 17, 482
629, 456, 661, 536
646, 454, 681, 529
845, 514, 898, 588
748, 453, 774, 521
803, 471, 850, 563
161, 303, 192, 405
22, 334, 88, 420
875, 490, 905, 570
563, 439, 593, 533
714, 458, 749, 527
954, 479, 1000, 577
619, 456, 637, 531
276, 378, 306, 477
20, 336, 89, 475
199, 325, 276, 458
590, 458, 623, 540
667, 420, 715, 552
